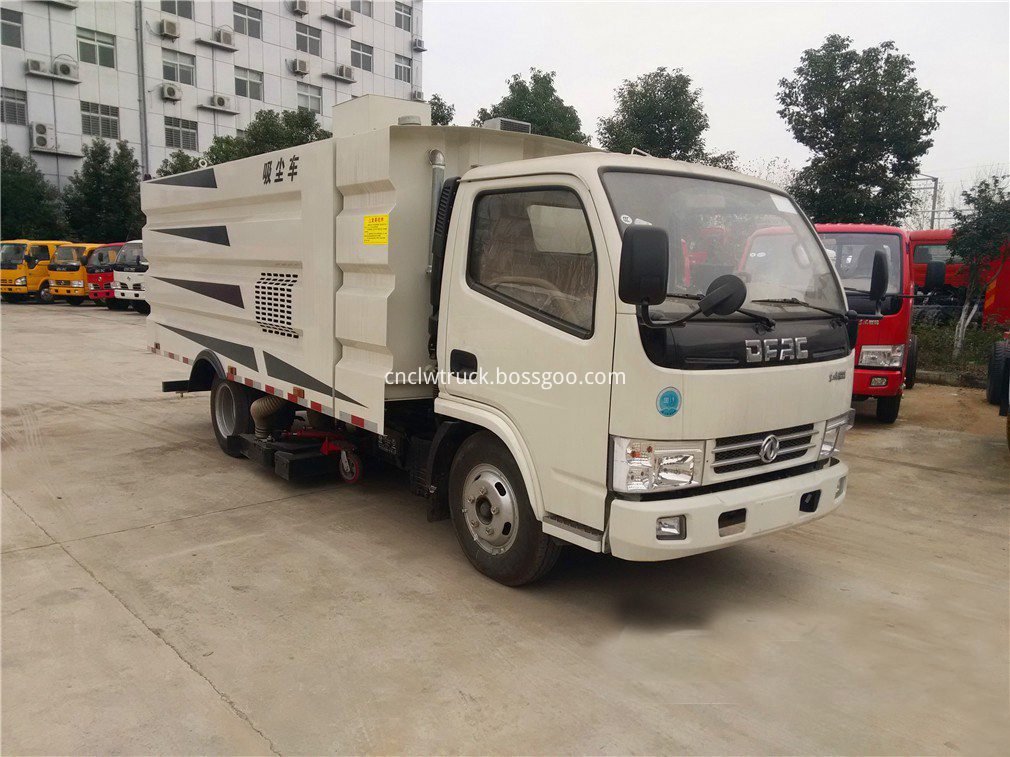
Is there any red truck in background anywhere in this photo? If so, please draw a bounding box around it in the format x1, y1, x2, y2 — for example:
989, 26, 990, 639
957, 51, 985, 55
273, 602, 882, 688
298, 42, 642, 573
86, 243, 124, 307
817, 224, 916, 423
910, 228, 1010, 326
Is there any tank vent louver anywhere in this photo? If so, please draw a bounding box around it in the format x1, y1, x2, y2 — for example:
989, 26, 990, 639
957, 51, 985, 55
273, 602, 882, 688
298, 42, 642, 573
255, 272, 299, 338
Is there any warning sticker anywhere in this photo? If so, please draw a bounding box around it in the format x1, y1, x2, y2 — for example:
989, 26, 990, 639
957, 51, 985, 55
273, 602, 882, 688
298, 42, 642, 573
363, 214, 389, 245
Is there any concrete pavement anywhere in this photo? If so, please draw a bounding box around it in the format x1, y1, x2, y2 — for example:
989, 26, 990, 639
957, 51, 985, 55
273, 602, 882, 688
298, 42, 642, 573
2, 302, 1008, 754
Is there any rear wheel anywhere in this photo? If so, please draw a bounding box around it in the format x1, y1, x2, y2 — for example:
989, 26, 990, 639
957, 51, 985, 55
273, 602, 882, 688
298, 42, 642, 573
210, 376, 254, 457
37, 283, 53, 304
448, 431, 561, 586
986, 341, 1008, 405
904, 335, 919, 389
876, 394, 901, 424
106, 298, 129, 310
65, 296, 85, 306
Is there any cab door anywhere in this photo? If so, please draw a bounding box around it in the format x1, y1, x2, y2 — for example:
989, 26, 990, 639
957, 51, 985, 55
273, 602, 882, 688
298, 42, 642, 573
440, 176, 616, 531
27, 244, 51, 292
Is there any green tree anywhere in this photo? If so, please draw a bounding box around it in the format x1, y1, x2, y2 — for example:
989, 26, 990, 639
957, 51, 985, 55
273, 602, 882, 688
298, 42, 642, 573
474, 69, 588, 144
62, 139, 144, 241
777, 35, 942, 224
429, 93, 455, 126
597, 67, 735, 168
947, 175, 1010, 352
0, 142, 65, 239
156, 150, 203, 177
204, 108, 331, 164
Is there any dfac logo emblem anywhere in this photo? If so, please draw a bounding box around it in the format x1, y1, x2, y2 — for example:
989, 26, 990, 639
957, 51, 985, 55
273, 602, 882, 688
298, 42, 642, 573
656, 387, 681, 417
759, 434, 780, 463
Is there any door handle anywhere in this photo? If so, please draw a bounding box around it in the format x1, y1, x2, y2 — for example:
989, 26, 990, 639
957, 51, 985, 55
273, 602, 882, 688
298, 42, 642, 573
450, 349, 478, 379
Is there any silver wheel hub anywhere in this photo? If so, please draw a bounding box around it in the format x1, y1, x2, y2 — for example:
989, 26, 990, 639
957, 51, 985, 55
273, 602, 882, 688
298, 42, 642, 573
461, 463, 518, 555
214, 383, 238, 435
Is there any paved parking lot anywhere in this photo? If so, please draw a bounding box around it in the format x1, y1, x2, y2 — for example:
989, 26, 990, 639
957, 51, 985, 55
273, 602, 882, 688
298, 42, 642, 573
2, 301, 1008, 755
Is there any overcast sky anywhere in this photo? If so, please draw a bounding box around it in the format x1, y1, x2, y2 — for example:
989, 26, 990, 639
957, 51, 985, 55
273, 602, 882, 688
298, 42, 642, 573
424, 1, 1009, 200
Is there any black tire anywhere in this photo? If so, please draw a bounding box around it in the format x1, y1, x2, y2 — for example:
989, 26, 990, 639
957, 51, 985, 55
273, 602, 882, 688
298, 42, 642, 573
132, 300, 151, 315
37, 283, 53, 304
1, 293, 24, 304
210, 376, 254, 457
986, 341, 1009, 405
105, 298, 129, 310
904, 335, 918, 389
448, 431, 561, 586
876, 394, 901, 424
65, 296, 85, 306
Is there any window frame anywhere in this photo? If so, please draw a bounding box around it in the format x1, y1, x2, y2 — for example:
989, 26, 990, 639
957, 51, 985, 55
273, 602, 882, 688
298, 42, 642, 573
394, 54, 411, 83
234, 66, 263, 100
0, 87, 27, 125
1, 8, 22, 48
351, 41, 373, 71
77, 27, 116, 68
233, 3, 262, 38
297, 81, 322, 114
165, 115, 199, 151
350, 0, 372, 17
394, 2, 412, 31
80, 101, 121, 139
162, 48, 196, 85
295, 22, 321, 56
465, 185, 599, 339
161, 0, 194, 19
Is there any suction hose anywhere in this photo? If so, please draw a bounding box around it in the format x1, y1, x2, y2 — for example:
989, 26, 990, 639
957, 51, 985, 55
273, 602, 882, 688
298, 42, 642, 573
250, 395, 289, 439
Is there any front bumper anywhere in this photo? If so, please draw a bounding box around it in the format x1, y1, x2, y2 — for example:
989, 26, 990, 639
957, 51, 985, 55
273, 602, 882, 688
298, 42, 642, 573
51, 285, 86, 297
115, 288, 146, 300
1, 284, 29, 294
852, 367, 903, 398
607, 460, 848, 561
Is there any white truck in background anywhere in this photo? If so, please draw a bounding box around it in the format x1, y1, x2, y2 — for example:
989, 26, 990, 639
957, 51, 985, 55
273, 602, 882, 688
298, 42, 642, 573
144, 96, 875, 585
113, 239, 149, 314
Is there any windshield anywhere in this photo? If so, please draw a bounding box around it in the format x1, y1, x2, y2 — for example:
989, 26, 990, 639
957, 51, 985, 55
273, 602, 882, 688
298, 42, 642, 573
54, 245, 85, 263
601, 172, 844, 316
817, 232, 903, 294
1, 244, 26, 265
88, 246, 120, 267
116, 242, 145, 266
912, 243, 950, 264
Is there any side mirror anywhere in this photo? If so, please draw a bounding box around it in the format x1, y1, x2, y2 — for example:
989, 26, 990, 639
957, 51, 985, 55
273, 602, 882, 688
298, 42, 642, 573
924, 261, 945, 292
869, 250, 889, 302
619, 226, 669, 306
699, 274, 747, 316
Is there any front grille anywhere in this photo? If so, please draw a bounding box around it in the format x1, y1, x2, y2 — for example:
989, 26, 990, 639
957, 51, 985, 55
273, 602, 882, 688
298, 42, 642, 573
133, 283, 143, 291
712, 423, 815, 475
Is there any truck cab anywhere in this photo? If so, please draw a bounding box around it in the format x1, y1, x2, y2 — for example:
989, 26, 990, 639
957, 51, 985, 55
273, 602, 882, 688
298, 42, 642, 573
817, 224, 914, 423
1, 239, 71, 303
49, 243, 102, 305
112, 240, 149, 313
86, 243, 124, 306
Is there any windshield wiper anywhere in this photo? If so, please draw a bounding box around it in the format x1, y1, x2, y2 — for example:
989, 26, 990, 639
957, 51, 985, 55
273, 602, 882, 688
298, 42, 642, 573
753, 297, 846, 319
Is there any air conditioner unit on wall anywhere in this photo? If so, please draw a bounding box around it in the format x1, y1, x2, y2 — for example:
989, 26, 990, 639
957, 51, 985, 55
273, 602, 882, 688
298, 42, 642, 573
290, 59, 309, 76
160, 19, 181, 38
482, 117, 532, 134
216, 28, 234, 46
210, 94, 232, 109
291, 0, 309, 15
26, 58, 49, 74
29, 122, 56, 151
411, 38, 426, 53
334, 64, 354, 81
52, 60, 78, 79
335, 7, 353, 24
410, 89, 424, 102
162, 83, 182, 101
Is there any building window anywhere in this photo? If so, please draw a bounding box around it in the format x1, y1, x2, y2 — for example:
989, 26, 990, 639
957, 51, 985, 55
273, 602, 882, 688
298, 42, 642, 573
235, 67, 263, 100
165, 116, 198, 150
1, 88, 27, 125
351, 41, 372, 72
394, 2, 412, 32
350, 1, 372, 17
297, 82, 322, 114
162, 49, 196, 85
233, 3, 261, 38
81, 101, 120, 139
394, 54, 411, 83
161, 0, 193, 19
1, 8, 22, 48
295, 23, 321, 56
78, 28, 116, 68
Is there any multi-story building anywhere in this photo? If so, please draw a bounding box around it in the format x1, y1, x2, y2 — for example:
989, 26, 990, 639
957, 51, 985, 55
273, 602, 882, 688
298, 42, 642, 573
0, 0, 425, 185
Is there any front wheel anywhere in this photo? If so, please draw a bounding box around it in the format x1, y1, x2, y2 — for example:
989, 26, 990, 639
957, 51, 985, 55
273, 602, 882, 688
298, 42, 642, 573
210, 376, 254, 457
65, 296, 85, 306
106, 298, 129, 310
1, 293, 24, 304
132, 300, 151, 315
986, 341, 1008, 405
448, 432, 561, 586
37, 283, 53, 304
876, 394, 901, 424
904, 335, 919, 389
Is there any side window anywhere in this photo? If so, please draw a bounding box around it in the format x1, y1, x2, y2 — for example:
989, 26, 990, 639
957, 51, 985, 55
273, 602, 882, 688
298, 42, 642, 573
468, 188, 596, 336
30, 245, 50, 262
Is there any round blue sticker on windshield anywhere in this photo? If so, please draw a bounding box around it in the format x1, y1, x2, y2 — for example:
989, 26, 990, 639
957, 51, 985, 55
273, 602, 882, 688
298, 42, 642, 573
656, 387, 681, 417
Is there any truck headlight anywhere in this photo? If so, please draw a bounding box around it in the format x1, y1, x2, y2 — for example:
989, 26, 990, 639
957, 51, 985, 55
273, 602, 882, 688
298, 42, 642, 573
820, 410, 855, 459
72, 280, 84, 288
14, 276, 26, 285
611, 437, 705, 493
859, 344, 905, 368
